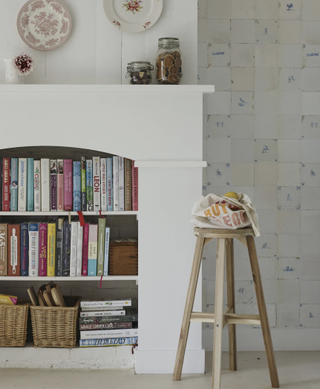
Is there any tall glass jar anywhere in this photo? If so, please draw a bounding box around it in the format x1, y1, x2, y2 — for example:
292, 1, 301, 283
156, 37, 182, 84
126, 61, 154, 84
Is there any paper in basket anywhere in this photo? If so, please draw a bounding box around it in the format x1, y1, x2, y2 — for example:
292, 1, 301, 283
191, 193, 260, 237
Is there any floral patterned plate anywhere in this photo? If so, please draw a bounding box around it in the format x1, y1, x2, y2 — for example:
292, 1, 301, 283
103, 0, 163, 33
17, 0, 72, 51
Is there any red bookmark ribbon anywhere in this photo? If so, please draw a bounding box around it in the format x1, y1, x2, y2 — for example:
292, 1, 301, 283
77, 211, 85, 227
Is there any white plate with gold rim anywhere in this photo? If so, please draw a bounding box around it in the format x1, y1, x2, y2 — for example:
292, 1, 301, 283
103, 0, 163, 33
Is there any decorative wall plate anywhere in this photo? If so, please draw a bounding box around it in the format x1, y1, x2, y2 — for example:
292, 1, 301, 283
103, 0, 163, 33
17, 0, 72, 51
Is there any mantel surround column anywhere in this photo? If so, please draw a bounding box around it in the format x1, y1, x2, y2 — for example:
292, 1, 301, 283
0, 85, 214, 373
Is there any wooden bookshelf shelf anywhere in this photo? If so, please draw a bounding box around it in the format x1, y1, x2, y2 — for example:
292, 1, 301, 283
0, 276, 138, 281
0, 211, 138, 216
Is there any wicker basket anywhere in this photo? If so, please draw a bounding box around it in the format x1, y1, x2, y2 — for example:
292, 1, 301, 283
0, 302, 30, 347
30, 296, 80, 348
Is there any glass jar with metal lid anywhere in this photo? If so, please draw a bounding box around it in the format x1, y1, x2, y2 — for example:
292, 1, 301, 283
156, 37, 182, 84
126, 61, 154, 84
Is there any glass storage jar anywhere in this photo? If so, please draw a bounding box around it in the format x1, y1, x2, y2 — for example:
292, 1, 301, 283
156, 37, 182, 84
126, 61, 154, 84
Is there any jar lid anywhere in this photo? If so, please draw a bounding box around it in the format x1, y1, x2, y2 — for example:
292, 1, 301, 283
127, 61, 153, 69
158, 37, 180, 48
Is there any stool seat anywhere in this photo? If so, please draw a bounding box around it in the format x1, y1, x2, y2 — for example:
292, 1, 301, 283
173, 227, 279, 389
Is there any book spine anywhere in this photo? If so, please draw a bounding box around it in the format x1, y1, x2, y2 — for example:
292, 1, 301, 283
79, 313, 138, 325
8, 225, 20, 276
2, 158, 10, 211
118, 157, 124, 211
0, 294, 17, 305
93, 157, 100, 211
80, 328, 138, 340
76, 222, 83, 277
63, 159, 73, 211
18, 158, 27, 212
97, 217, 106, 276
0, 158, 2, 211
62, 221, 70, 276
28, 223, 39, 276
88, 224, 98, 276
82, 223, 89, 276
86, 160, 93, 211
103, 227, 110, 276
79, 322, 132, 331
106, 158, 113, 211
132, 161, 138, 211
100, 158, 107, 211
81, 305, 123, 311
80, 310, 126, 318
124, 158, 132, 211
33, 160, 41, 212
20, 223, 29, 276
70, 221, 78, 277
81, 156, 86, 211
79, 337, 138, 347
27, 158, 34, 211
50, 159, 57, 211
10, 158, 18, 212
56, 218, 64, 276
73, 161, 81, 211
113, 156, 119, 211
38, 223, 47, 276
47, 223, 56, 277
81, 299, 132, 308
41, 158, 50, 212
57, 159, 64, 212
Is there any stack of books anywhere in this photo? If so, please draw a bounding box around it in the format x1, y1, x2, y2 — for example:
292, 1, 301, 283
79, 298, 138, 348
0, 156, 138, 212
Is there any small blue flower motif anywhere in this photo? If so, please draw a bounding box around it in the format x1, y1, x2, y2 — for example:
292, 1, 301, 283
262, 145, 270, 153
226, 163, 230, 168
238, 98, 247, 107
286, 194, 293, 201
264, 28, 268, 35
310, 170, 316, 176
287, 3, 293, 11
309, 313, 314, 318
262, 243, 270, 249
296, 186, 301, 190
283, 266, 294, 272
216, 170, 222, 176
238, 288, 244, 294
197, 75, 200, 80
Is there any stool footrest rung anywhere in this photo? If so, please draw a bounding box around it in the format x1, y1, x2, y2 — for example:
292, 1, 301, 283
190, 312, 261, 326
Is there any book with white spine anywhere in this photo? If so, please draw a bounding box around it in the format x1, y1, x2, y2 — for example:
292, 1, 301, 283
80, 310, 126, 318
70, 221, 78, 277
28, 223, 39, 276
33, 160, 41, 212
76, 221, 83, 277
80, 298, 132, 308
93, 156, 100, 211
81, 305, 123, 311
80, 328, 138, 340
103, 227, 110, 276
41, 158, 50, 211
118, 157, 124, 211
112, 156, 119, 211
18, 158, 27, 212
100, 158, 107, 211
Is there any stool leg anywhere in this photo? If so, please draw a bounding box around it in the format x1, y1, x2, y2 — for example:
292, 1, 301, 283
246, 236, 280, 388
226, 238, 237, 371
212, 238, 226, 389
173, 236, 205, 381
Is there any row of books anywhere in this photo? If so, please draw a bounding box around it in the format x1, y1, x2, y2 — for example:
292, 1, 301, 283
0, 217, 113, 277
79, 298, 138, 348
0, 156, 138, 212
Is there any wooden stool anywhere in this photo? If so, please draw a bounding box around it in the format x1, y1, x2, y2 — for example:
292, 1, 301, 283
173, 227, 279, 389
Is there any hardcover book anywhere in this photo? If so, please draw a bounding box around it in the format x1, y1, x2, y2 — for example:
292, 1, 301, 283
81, 156, 86, 211
0, 224, 8, 276
132, 161, 138, 211
80, 310, 126, 318
79, 310, 138, 324
38, 223, 47, 277
88, 224, 98, 276
112, 156, 119, 211
18, 158, 27, 212
118, 156, 124, 211
79, 322, 132, 331
57, 159, 64, 212
97, 217, 106, 276
33, 160, 41, 212
81, 305, 123, 311
20, 222, 29, 276
103, 227, 110, 276
70, 221, 78, 277
86, 159, 93, 211
0, 158, 2, 211
62, 220, 71, 276
82, 223, 89, 276
50, 159, 57, 211
28, 222, 39, 276
73, 161, 81, 212
8, 225, 21, 276
124, 158, 132, 211
80, 298, 132, 308
10, 158, 18, 212
27, 158, 34, 211
76, 221, 83, 277
93, 157, 100, 211
80, 328, 138, 340
2, 158, 10, 211
106, 157, 113, 211
47, 222, 56, 277
100, 158, 107, 211
56, 218, 64, 276
79, 337, 138, 347
63, 159, 73, 211
41, 158, 50, 212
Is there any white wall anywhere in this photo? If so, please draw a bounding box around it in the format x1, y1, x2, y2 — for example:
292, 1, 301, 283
199, 0, 320, 350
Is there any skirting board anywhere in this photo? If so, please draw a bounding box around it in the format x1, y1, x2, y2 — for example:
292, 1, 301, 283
203, 328, 320, 351
134, 348, 205, 374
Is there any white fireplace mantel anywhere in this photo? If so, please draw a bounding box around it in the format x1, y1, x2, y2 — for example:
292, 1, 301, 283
0, 84, 214, 374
